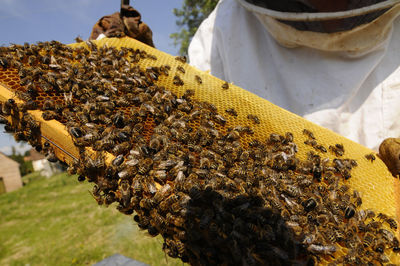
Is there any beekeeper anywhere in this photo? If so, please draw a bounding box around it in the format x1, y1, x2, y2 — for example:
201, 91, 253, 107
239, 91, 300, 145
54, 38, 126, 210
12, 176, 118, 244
189, 0, 400, 156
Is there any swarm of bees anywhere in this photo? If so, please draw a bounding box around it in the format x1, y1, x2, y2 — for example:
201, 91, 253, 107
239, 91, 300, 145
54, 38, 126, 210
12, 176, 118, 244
0, 40, 399, 265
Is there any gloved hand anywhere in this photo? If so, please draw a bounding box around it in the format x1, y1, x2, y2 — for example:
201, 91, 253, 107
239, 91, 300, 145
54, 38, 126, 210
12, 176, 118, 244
379, 138, 400, 177
89, 5, 154, 47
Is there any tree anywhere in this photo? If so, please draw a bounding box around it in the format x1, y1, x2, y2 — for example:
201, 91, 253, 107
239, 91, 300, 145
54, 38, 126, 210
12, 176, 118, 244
9, 148, 33, 176
170, 0, 219, 56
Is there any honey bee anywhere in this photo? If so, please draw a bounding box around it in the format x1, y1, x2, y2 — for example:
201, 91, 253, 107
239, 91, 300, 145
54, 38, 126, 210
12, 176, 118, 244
2, 98, 16, 115
377, 213, 398, 230
112, 141, 131, 155
42, 110, 58, 121
329, 144, 344, 156
68, 127, 83, 138
26, 55, 36, 65
307, 244, 337, 256
18, 100, 38, 112
194, 75, 202, 84
226, 129, 240, 141
141, 177, 157, 196
304, 139, 317, 147
176, 65, 185, 74
175, 55, 187, 63
88, 152, 105, 169
46, 147, 58, 163
315, 144, 327, 153
90, 184, 104, 205
182, 89, 195, 100
117, 131, 131, 142
148, 137, 161, 152
153, 183, 172, 203
137, 158, 153, 175
225, 108, 238, 117
344, 204, 356, 219
14, 90, 31, 103
21, 113, 39, 130
0, 57, 8, 68
147, 54, 158, 60
363, 233, 374, 248
221, 82, 229, 90
103, 192, 116, 206
112, 112, 125, 128
74, 36, 84, 43
268, 133, 283, 143
94, 137, 115, 151
214, 114, 227, 126
42, 99, 55, 111
13, 130, 27, 142
134, 214, 149, 229
366, 220, 382, 231
247, 114, 260, 124
63, 92, 73, 106
117, 179, 131, 207
150, 210, 166, 230
130, 178, 143, 195
172, 75, 184, 86
364, 153, 376, 162
249, 139, 261, 148
352, 190, 362, 207
111, 155, 124, 169
281, 132, 293, 143
82, 131, 100, 143
85, 40, 97, 51
139, 198, 156, 210
302, 129, 315, 139
303, 198, 317, 212
326, 227, 345, 244
163, 239, 180, 258
386, 218, 398, 230
159, 66, 170, 76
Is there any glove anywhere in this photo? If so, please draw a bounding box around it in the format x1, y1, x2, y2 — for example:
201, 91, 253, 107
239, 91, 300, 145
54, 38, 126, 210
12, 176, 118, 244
379, 138, 400, 177
89, 5, 154, 47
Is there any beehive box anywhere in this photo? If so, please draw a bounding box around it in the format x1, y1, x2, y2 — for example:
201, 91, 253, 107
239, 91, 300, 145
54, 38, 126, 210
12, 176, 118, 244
0, 37, 399, 265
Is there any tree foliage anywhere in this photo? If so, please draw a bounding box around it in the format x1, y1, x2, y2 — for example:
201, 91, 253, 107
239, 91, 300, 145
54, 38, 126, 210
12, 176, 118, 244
9, 148, 33, 176
170, 0, 219, 56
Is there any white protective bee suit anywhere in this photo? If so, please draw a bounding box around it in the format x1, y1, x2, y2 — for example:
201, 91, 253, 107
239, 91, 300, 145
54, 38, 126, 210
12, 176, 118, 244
188, 0, 400, 151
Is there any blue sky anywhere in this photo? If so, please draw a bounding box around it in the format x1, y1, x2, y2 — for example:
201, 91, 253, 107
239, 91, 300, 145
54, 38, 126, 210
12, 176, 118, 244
0, 0, 183, 155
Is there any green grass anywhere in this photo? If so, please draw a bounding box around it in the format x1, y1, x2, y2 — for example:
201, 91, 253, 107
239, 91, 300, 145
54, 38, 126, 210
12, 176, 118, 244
0, 172, 181, 266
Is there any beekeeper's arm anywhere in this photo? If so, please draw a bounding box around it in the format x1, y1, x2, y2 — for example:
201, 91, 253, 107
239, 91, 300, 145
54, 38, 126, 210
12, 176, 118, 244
379, 139, 400, 177
89, 5, 154, 47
